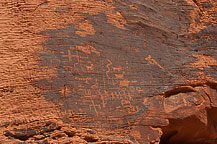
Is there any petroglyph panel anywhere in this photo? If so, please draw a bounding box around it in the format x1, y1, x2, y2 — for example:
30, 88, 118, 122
36, 0, 215, 127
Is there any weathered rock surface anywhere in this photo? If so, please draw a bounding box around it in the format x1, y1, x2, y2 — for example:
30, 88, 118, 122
0, 0, 216, 143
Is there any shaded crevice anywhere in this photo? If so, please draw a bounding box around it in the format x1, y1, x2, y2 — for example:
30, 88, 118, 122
192, 0, 199, 7
192, 0, 203, 13
163, 86, 196, 98
160, 130, 178, 144
160, 107, 217, 144
206, 81, 217, 90
163, 80, 217, 98
64, 131, 76, 137
84, 135, 99, 142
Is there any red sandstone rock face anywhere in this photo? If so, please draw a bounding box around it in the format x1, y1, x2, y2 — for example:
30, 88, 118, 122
0, 0, 216, 143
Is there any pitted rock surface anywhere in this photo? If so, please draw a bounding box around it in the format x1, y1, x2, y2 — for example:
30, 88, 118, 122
0, 0, 216, 143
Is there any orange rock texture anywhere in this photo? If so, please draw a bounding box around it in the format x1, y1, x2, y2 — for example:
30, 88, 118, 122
0, 0, 216, 143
